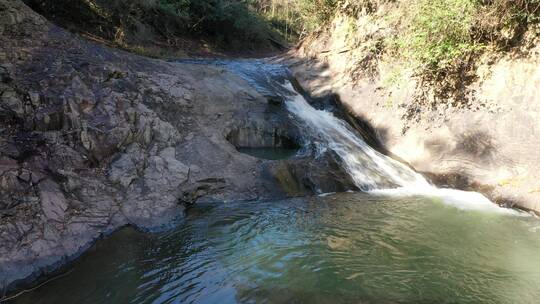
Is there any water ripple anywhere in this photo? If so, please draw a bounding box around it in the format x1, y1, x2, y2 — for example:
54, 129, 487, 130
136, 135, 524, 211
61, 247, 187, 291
13, 194, 540, 304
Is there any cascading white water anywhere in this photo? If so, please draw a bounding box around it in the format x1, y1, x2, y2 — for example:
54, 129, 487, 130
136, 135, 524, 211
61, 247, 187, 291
283, 83, 522, 215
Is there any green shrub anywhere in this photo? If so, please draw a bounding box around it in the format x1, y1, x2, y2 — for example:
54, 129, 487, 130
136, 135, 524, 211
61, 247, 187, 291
392, 0, 540, 71
26, 0, 286, 51
155, 0, 278, 47
296, 0, 339, 31
250, 0, 304, 41
475, 0, 540, 47
392, 0, 481, 71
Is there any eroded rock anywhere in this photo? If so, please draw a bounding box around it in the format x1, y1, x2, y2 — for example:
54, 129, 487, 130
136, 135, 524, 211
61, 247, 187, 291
38, 179, 67, 223
0, 0, 358, 293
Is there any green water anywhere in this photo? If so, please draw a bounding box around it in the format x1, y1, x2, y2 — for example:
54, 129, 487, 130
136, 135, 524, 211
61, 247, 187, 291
236, 147, 298, 160
12, 193, 540, 304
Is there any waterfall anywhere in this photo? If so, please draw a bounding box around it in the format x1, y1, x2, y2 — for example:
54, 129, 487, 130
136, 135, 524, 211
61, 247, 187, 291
197, 59, 521, 215
282, 83, 521, 215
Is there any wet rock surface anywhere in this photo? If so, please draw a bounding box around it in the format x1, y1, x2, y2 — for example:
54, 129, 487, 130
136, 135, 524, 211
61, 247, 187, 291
0, 1, 355, 293
283, 24, 540, 214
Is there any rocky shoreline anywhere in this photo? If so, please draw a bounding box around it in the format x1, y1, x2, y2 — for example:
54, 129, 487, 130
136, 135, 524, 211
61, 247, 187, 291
0, 1, 357, 293
3, 0, 538, 297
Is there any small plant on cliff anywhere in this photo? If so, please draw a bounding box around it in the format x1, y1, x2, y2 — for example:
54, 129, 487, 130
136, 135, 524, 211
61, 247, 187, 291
296, 0, 339, 31
475, 0, 540, 48
391, 0, 482, 73
385, 0, 540, 103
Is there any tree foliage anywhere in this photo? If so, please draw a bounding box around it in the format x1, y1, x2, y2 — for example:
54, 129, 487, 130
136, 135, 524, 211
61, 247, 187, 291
155, 0, 276, 45
395, 0, 480, 70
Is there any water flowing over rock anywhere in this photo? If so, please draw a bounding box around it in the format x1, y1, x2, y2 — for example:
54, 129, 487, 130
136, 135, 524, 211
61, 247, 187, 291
0, 1, 355, 292
0, 0, 527, 296
284, 15, 540, 214
279, 83, 518, 215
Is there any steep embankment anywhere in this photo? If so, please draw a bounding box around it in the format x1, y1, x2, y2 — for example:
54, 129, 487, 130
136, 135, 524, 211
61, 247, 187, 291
0, 0, 353, 293
21, 0, 286, 58
283, 2, 540, 213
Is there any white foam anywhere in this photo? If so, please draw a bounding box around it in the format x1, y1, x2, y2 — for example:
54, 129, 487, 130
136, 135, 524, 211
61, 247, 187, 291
318, 192, 336, 197
282, 82, 524, 216
370, 186, 524, 215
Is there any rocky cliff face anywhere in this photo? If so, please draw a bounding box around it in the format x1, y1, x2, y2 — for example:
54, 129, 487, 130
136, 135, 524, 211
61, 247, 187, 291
283, 14, 540, 213
0, 1, 355, 292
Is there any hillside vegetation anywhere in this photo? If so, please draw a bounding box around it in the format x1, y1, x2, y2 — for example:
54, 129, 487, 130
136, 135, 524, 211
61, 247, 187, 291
291, 0, 540, 102
24, 0, 299, 57
24, 0, 540, 89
